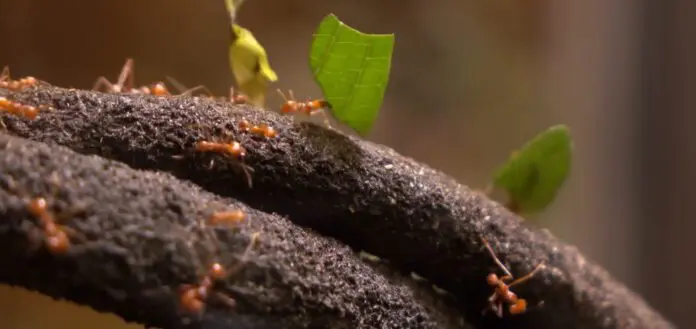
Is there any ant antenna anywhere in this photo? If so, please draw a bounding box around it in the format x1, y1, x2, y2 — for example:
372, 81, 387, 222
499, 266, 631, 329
166, 76, 212, 97
508, 262, 546, 287
117, 58, 135, 91
276, 89, 295, 102
480, 236, 513, 278
216, 232, 260, 279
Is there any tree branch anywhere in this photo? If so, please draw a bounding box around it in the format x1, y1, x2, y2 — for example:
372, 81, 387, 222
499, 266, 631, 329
0, 133, 468, 329
0, 85, 674, 329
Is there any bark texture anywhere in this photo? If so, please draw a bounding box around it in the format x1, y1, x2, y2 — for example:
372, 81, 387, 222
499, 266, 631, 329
0, 85, 675, 329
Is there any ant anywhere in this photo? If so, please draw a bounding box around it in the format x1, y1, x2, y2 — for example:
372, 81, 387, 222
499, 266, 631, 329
0, 67, 38, 91
26, 197, 79, 254
0, 97, 40, 120
228, 87, 249, 105
93, 58, 171, 96
179, 232, 260, 315
139, 81, 171, 97
93, 58, 135, 93
480, 236, 545, 318
195, 141, 246, 159
208, 209, 246, 226
237, 119, 278, 139
194, 139, 253, 187
276, 89, 332, 126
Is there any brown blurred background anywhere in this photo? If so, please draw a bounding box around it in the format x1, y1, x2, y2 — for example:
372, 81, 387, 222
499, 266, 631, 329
0, 0, 693, 327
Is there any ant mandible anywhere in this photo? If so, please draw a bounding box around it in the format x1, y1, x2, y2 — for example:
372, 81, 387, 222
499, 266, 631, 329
480, 236, 545, 317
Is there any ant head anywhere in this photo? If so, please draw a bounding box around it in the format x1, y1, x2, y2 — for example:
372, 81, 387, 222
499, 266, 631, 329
28, 198, 48, 216
280, 103, 298, 113
210, 262, 226, 280
151, 83, 169, 96
486, 273, 499, 286
233, 94, 249, 104
509, 298, 527, 315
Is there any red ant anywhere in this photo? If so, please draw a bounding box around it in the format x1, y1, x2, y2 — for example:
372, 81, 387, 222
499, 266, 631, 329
178, 232, 260, 315
208, 209, 246, 226
195, 141, 246, 159
0, 67, 38, 91
0, 97, 40, 120
93, 58, 171, 96
0, 66, 39, 91
93, 58, 135, 93
237, 119, 278, 139
194, 139, 253, 187
228, 87, 249, 105
480, 236, 545, 317
276, 89, 332, 126
26, 197, 77, 254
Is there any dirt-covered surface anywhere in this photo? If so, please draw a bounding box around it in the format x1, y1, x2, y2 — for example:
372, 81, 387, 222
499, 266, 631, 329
0, 133, 472, 329
0, 85, 675, 329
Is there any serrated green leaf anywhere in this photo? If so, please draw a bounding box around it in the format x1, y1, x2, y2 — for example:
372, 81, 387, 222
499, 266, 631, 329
493, 125, 572, 214
309, 14, 394, 136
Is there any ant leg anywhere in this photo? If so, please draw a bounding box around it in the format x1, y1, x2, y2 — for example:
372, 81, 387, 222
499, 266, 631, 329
166, 76, 211, 97
92, 77, 115, 92
481, 183, 494, 196
117, 58, 135, 92
1, 66, 10, 81
183, 85, 213, 97
508, 261, 546, 287
213, 292, 237, 309
276, 89, 291, 102
57, 224, 86, 243
480, 236, 514, 278
316, 109, 333, 128
238, 164, 254, 188
166, 76, 188, 94
219, 232, 260, 279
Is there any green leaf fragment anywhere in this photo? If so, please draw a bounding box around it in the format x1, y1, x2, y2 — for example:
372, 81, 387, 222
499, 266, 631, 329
493, 125, 573, 214
310, 14, 395, 136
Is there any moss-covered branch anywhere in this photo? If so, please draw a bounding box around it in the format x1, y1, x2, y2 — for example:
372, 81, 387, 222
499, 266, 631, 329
0, 85, 674, 329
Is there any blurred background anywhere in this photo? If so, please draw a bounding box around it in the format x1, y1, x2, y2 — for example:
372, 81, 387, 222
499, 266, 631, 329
0, 0, 693, 327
